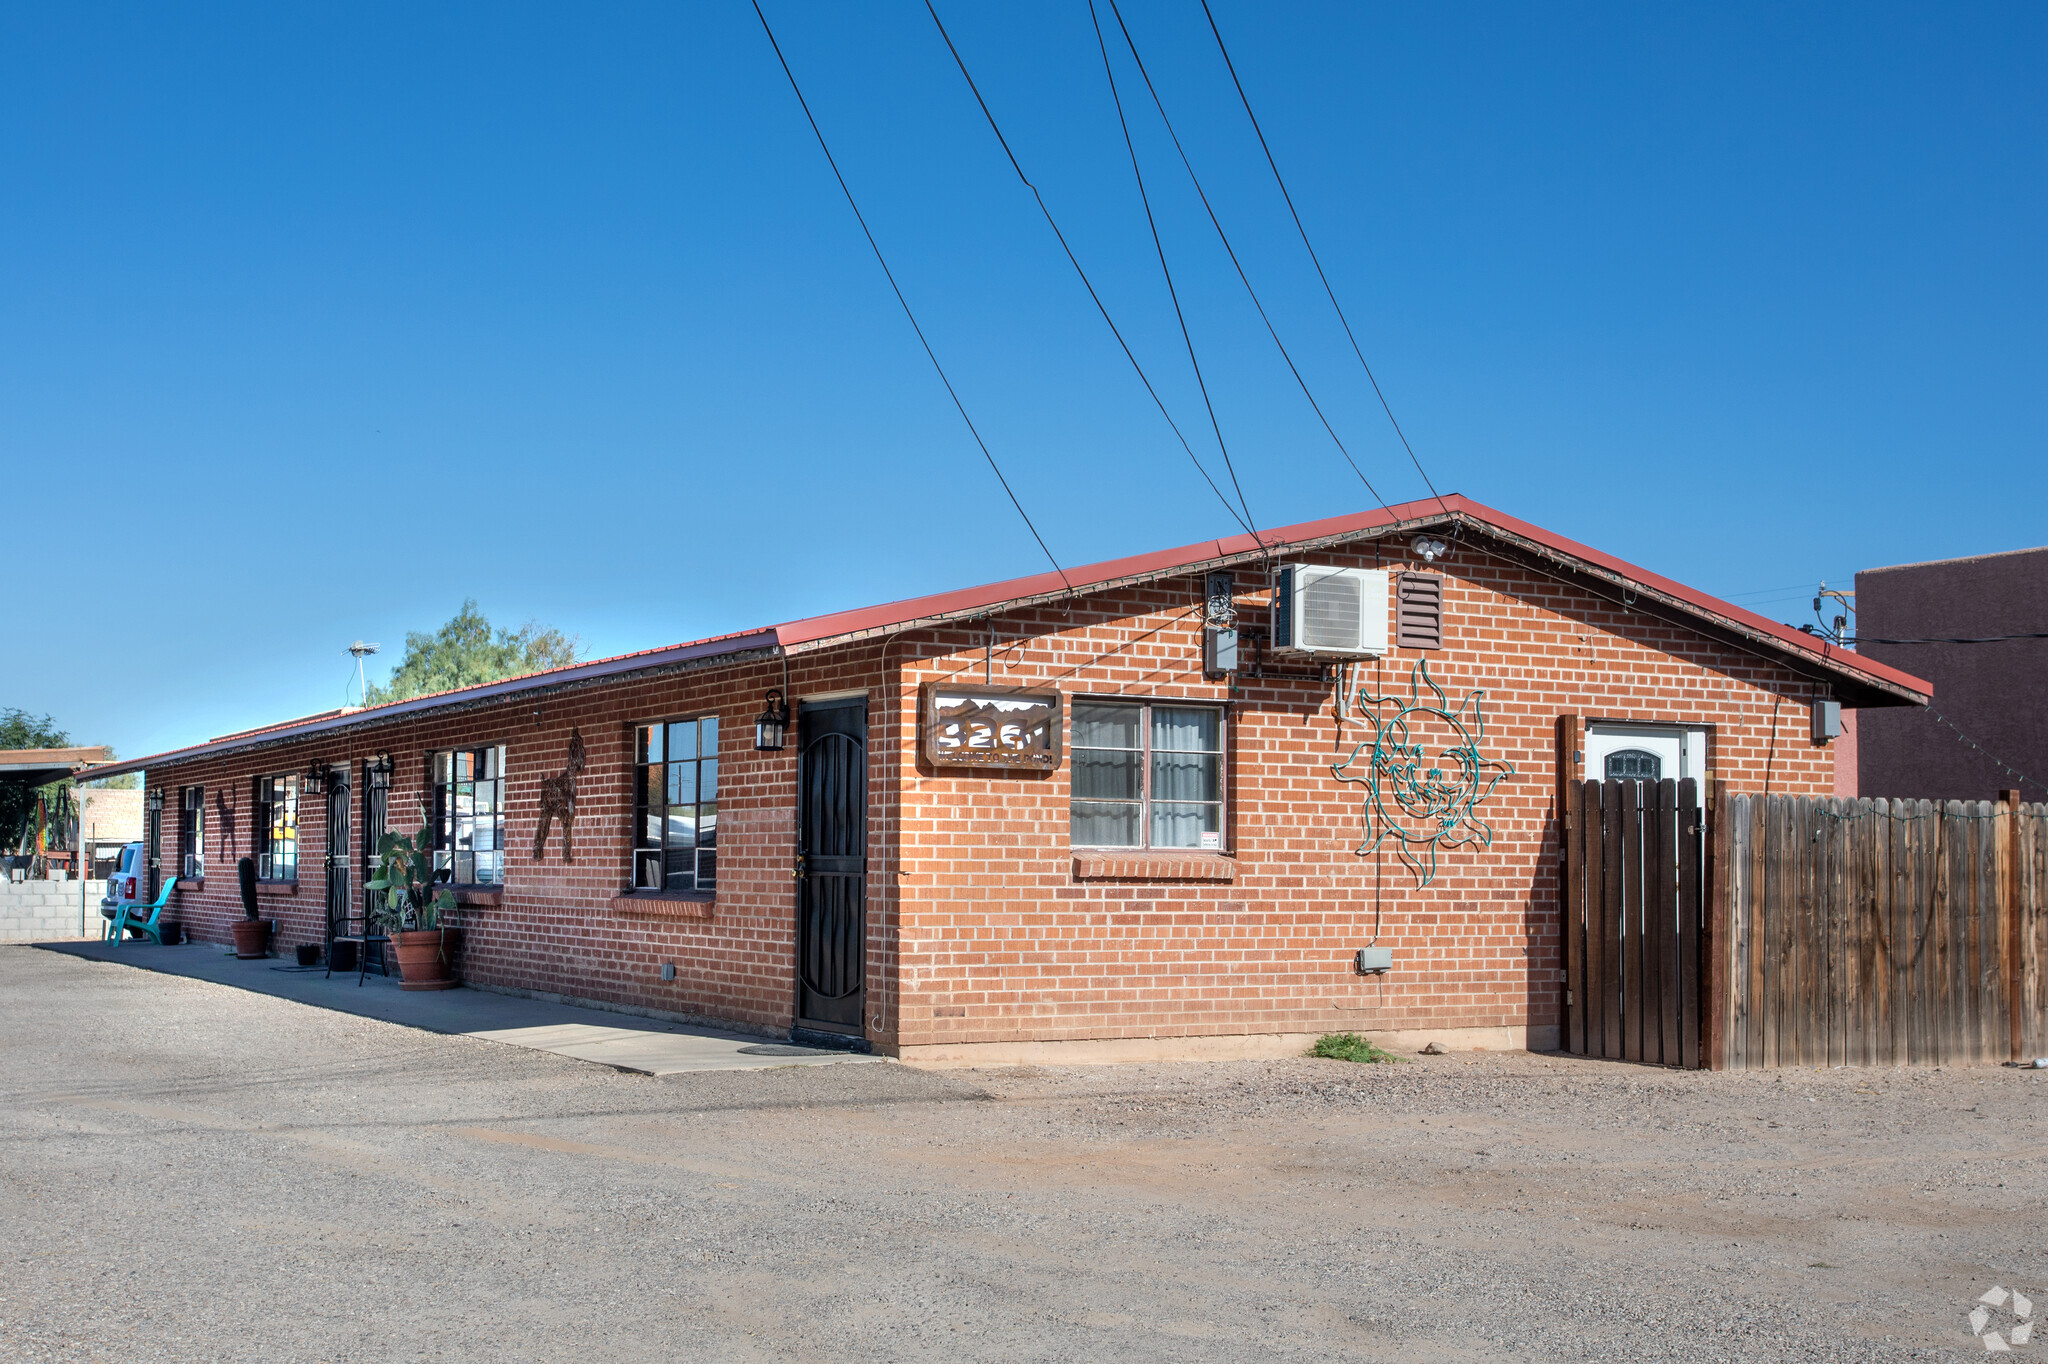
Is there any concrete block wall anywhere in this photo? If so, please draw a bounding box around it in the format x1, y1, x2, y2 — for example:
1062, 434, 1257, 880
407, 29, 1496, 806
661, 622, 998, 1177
0, 880, 105, 943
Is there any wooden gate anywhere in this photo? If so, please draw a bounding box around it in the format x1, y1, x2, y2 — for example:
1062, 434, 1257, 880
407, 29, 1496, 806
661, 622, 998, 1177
1711, 792, 2048, 1069
1563, 778, 1705, 1067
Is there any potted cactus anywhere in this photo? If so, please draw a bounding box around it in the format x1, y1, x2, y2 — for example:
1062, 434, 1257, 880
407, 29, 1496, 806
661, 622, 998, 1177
230, 856, 270, 958
365, 828, 459, 991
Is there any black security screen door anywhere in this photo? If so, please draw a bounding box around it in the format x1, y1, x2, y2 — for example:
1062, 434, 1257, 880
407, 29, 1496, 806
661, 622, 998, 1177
360, 758, 390, 932
324, 767, 351, 944
796, 698, 867, 1033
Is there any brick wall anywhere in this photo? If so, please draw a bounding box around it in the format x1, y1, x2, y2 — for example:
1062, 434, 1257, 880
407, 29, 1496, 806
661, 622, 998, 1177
886, 536, 1837, 1052
144, 644, 893, 1038
137, 532, 1841, 1054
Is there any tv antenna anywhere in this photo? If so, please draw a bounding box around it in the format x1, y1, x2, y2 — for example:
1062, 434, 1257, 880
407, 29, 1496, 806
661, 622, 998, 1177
348, 641, 381, 706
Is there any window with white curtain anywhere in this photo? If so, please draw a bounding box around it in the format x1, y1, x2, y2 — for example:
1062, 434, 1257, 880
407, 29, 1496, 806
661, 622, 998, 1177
1070, 699, 1226, 850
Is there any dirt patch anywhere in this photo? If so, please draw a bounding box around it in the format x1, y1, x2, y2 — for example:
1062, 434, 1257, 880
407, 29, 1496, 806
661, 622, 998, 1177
1, 945, 2039, 1361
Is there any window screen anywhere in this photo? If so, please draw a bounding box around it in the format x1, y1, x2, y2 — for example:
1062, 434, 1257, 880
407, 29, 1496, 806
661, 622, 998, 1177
1071, 700, 1225, 850
634, 716, 718, 892
253, 775, 298, 881
179, 786, 205, 879
431, 746, 507, 885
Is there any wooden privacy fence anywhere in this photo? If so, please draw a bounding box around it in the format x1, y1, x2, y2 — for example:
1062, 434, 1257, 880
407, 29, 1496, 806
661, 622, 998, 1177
1561, 778, 1706, 1068
1711, 791, 2048, 1070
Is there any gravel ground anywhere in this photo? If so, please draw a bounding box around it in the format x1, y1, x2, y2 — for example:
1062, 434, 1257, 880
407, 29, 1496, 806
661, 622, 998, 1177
2, 945, 2042, 1362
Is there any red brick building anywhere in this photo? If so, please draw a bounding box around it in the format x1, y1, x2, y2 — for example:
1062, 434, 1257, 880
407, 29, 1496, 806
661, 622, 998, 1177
91, 497, 1930, 1061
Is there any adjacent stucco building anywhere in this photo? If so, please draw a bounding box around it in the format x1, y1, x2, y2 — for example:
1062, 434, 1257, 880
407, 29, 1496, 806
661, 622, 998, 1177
1855, 544, 2048, 801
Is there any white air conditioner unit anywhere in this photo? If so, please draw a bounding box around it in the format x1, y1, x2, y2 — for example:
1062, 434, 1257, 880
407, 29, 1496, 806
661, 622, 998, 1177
1271, 564, 1390, 657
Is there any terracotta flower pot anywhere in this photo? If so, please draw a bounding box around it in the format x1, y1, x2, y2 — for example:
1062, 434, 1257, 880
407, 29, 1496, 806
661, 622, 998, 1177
393, 928, 459, 991
230, 919, 270, 959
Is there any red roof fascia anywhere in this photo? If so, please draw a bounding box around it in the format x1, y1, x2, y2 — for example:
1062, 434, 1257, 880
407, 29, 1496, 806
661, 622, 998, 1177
1446, 495, 1930, 697
770, 492, 1929, 700
101, 493, 1928, 780
85, 629, 779, 781
772, 502, 1421, 646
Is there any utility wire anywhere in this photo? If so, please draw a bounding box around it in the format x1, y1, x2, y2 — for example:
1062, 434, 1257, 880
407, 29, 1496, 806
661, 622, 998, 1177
921, 0, 1256, 542
1849, 632, 2048, 646
750, 0, 1069, 592
1199, 0, 1449, 515
1085, 0, 1256, 537
1102, 0, 1393, 519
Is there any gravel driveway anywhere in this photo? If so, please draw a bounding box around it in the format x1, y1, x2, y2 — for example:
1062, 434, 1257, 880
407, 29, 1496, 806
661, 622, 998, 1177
3, 944, 2041, 1361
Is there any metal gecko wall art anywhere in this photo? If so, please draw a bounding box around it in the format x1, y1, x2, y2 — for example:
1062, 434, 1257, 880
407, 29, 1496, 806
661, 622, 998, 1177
1331, 659, 1515, 887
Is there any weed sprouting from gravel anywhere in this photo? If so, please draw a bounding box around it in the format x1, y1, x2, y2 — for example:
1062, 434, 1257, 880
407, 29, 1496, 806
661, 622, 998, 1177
1309, 1033, 1406, 1064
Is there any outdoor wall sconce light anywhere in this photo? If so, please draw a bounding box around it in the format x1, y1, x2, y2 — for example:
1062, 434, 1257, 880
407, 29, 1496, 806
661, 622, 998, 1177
306, 759, 329, 790
755, 689, 790, 751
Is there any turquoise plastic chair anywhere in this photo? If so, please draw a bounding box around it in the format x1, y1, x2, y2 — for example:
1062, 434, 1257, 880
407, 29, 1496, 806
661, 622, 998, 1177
105, 879, 177, 944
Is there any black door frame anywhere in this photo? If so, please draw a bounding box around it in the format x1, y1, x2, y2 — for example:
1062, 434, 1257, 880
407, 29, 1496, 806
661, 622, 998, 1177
794, 696, 869, 1046
360, 757, 391, 926
142, 788, 164, 902
324, 767, 352, 945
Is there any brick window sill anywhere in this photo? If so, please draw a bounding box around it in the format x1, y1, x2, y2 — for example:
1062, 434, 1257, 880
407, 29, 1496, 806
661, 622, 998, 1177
609, 891, 715, 920
175, 878, 204, 892
256, 880, 299, 895
1071, 850, 1235, 882
451, 886, 502, 908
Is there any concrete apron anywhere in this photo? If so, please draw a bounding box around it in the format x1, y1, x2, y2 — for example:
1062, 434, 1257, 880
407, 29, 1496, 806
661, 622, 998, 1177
897, 1024, 1553, 1068
32, 941, 882, 1076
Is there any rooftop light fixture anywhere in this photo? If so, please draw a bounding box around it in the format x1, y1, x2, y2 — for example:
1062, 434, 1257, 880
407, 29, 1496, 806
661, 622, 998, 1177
1411, 536, 1450, 564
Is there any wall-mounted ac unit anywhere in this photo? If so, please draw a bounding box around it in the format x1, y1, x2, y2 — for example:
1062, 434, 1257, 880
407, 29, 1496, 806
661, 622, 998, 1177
1271, 565, 1390, 657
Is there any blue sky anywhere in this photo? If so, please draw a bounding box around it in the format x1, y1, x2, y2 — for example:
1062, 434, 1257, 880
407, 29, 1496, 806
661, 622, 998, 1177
4, 2, 2041, 760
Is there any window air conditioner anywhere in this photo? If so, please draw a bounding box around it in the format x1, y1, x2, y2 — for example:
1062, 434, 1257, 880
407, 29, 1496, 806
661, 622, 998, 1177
1270, 564, 1390, 657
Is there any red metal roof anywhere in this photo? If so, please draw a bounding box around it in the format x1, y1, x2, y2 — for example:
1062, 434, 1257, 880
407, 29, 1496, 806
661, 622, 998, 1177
772, 493, 1931, 699
87, 494, 1928, 779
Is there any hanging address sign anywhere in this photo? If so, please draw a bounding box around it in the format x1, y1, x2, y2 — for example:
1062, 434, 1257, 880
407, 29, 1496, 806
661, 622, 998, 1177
920, 683, 1062, 771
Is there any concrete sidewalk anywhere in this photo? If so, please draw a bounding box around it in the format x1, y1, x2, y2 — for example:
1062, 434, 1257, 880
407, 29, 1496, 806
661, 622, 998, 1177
35, 939, 881, 1075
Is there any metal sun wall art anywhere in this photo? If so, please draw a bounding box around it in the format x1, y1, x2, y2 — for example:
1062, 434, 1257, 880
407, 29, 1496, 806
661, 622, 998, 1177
1332, 659, 1514, 888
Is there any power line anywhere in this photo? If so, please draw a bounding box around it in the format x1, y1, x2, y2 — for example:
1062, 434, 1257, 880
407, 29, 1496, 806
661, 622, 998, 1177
750, 0, 1070, 593
1198, 0, 1449, 515
1101, 0, 1394, 519
1084, 0, 1256, 536
1850, 632, 2048, 645
920, 0, 1256, 542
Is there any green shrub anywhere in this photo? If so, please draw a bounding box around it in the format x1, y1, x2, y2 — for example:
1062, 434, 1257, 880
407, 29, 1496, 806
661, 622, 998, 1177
1309, 1032, 1405, 1064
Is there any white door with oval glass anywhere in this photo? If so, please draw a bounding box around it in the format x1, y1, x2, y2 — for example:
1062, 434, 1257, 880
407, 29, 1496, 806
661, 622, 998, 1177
1584, 723, 1709, 785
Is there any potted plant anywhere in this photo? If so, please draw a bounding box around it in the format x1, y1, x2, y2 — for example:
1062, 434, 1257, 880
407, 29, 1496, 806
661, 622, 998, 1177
365, 828, 459, 991
231, 856, 269, 958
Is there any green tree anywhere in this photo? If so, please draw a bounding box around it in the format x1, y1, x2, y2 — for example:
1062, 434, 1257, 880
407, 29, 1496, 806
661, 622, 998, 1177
1, 708, 70, 854
366, 600, 583, 705
0, 708, 68, 752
